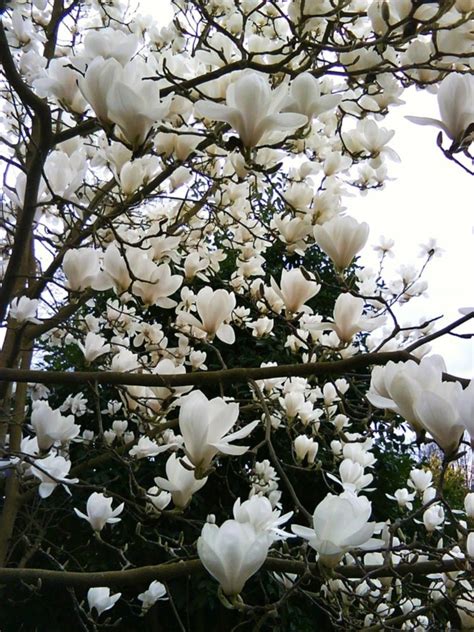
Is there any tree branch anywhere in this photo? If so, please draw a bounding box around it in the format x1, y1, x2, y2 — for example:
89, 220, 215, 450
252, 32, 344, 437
0, 350, 468, 388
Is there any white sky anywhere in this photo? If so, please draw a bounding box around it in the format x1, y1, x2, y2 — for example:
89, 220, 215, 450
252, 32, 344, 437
350, 89, 473, 378
140, 0, 474, 377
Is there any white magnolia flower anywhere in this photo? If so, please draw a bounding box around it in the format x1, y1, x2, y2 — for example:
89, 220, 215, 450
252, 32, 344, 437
179, 391, 257, 472
330, 293, 384, 343
367, 356, 445, 433
386, 488, 416, 511
270, 268, 320, 316
292, 492, 382, 567
77, 332, 111, 363
63, 248, 102, 292
282, 72, 341, 120
367, 356, 468, 453
87, 587, 121, 616
233, 496, 293, 541
31, 400, 80, 451
465, 492, 474, 518
74, 492, 124, 532
9, 296, 41, 324
154, 454, 208, 509
423, 504, 445, 532
34, 57, 86, 113
178, 287, 236, 344
145, 486, 172, 513
197, 519, 270, 595
30, 454, 78, 498
329, 459, 373, 494
195, 72, 307, 148
83, 27, 139, 65
138, 580, 168, 612
406, 73, 474, 148
128, 436, 172, 460
130, 257, 182, 308
313, 215, 369, 271
293, 435, 319, 464
78, 57, 170, 148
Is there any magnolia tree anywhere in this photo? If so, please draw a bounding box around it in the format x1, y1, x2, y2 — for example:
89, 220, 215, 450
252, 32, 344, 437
0, 0, 473, 630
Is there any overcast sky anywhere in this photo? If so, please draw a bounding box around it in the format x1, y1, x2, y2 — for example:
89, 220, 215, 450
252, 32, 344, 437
351, 89, 473, 378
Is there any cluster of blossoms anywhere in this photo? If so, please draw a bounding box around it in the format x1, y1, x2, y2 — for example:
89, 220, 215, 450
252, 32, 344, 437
0, 0, 473, 629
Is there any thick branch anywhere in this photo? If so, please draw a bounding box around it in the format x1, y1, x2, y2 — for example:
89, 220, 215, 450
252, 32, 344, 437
0, 557, 465, 588
0, 22, 52, 322
0, 350, 469, 388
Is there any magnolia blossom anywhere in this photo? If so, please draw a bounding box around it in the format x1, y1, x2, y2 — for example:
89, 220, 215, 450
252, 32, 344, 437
133, 260, 183, 308
154, 454, 208, 509
282, 72, 341, 119
330, 293, 384, 343
292, 492, 381, 567
138, 580, 168, 612
313, 215, 369, 270
233, 496, 293, 541
31, 401, 80, 451
82, 27, 139, 65
465, 493, 474, 518
178, 287, 236, 343
413, 386, 466, 455
63, 248, 102, 291
179, 391, 258, 472
197, 519, 270, 595
34, 57, 86, 113
423, 504, 445, 532
367, 357, 470, 452
77, 332, 111, 363
74, 492, 124, 532
406, 73, 474, 147
195, 72, 307, 148
78, 57, 170, 148
270, 268, 320, 316
30, 454, 78, 498
8, 296, 41, 324
145, 486, 172, 513
367, 356, 445, 433
87, 587, 121, 616
128, 436, 172, 460
329, 459, 373, 494
293, 435, 319, 464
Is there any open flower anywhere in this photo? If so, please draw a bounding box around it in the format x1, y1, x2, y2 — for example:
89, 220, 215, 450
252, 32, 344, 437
74, 492, 124, 532
233, 496, 293, 541
63, 248, 102, 291
179, 391, 258, 472
30, 454, 78, 498
153, 453, 208, 509
87, 587, 121, 616
195, 72, 307, 148
138, 580, 168, 612
291, 492, 382, 567
178, 287, 236, 343
270, 268, 320, 316
8, 296, 41, 324
197, 519, 270, 595
77, 332, 111, 363
406, 73, 474, 148
31, 401, 80, 451
282, 72, 341, 120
